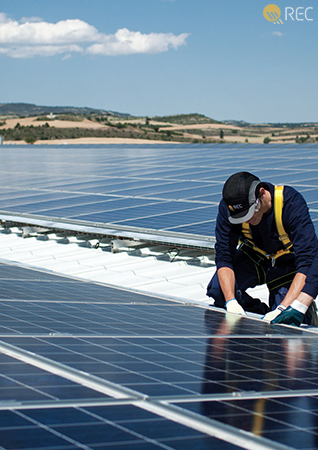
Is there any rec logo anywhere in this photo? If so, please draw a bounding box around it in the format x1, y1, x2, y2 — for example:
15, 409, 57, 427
263, 4, 314, 24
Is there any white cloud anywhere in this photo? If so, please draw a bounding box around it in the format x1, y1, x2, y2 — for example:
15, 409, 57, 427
272, 31, 283, 37
0, 13, 189, 58
87, 28, 189, 56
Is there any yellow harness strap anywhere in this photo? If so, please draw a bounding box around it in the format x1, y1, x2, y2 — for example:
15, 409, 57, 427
274, 185, 293, 250
241, 185, 293, 263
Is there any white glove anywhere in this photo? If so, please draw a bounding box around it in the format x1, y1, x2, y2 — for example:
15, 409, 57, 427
225, 298, 247, 315
262, 305, 286, 322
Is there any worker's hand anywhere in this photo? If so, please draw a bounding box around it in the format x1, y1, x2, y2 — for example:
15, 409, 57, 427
271, 306, 304, 327
225, 298, 246, 315
262, 305, 286, 322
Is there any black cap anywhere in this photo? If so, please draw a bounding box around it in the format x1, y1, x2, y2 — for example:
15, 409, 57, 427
222, 172, 261, 224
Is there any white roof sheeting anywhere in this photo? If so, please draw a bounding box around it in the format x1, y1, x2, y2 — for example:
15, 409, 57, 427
0, 226, 216, 304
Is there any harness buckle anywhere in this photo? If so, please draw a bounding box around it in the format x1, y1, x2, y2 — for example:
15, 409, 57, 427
271, 255, 276, 267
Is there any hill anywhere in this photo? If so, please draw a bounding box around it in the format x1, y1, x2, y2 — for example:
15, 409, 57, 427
0, 103, 318, 144
0, 103, 130, 118
154, 113, 220, 125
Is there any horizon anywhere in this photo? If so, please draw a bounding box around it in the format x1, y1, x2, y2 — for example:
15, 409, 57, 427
2, 102, 318, 126
0, 1, 317, 124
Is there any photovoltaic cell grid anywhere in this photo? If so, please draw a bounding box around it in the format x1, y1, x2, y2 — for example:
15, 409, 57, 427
0, 260, 318, 449
1, 142, 318, 449
0, 143, 318, 247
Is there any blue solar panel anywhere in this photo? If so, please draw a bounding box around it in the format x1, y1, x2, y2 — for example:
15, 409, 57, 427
0, 259, 317, 449
1, 143, 318, 249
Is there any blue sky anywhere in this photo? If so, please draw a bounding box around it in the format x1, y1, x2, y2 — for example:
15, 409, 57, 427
0, 0, 317, 123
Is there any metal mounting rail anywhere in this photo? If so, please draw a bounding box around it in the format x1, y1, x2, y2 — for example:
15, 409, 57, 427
0, 211, 216, 251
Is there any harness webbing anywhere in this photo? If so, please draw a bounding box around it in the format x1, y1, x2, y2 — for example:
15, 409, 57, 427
240, 185, 293, 263
274, 185, 293, 250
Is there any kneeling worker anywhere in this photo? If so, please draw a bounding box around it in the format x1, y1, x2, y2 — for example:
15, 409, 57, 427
207, 171, 318, 325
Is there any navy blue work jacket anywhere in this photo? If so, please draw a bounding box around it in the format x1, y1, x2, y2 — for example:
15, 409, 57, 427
215, 183, 318, 276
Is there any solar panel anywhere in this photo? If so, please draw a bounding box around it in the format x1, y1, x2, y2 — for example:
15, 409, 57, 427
1, 143, 318, 248
0, 259, 317, 449
1, 143, 318, 449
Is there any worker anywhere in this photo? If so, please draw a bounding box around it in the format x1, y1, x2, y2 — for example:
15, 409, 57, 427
206, 171, 318, 325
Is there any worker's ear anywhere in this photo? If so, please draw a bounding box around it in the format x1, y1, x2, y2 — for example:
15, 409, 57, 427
258, 187, 266, 199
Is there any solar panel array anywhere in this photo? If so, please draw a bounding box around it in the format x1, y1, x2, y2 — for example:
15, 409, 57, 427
1, 259, 318, 450
1, 143, 318, 449
0, 143, 318, 248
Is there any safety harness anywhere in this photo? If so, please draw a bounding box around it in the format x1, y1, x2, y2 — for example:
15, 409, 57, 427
240, 185, 294, 266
